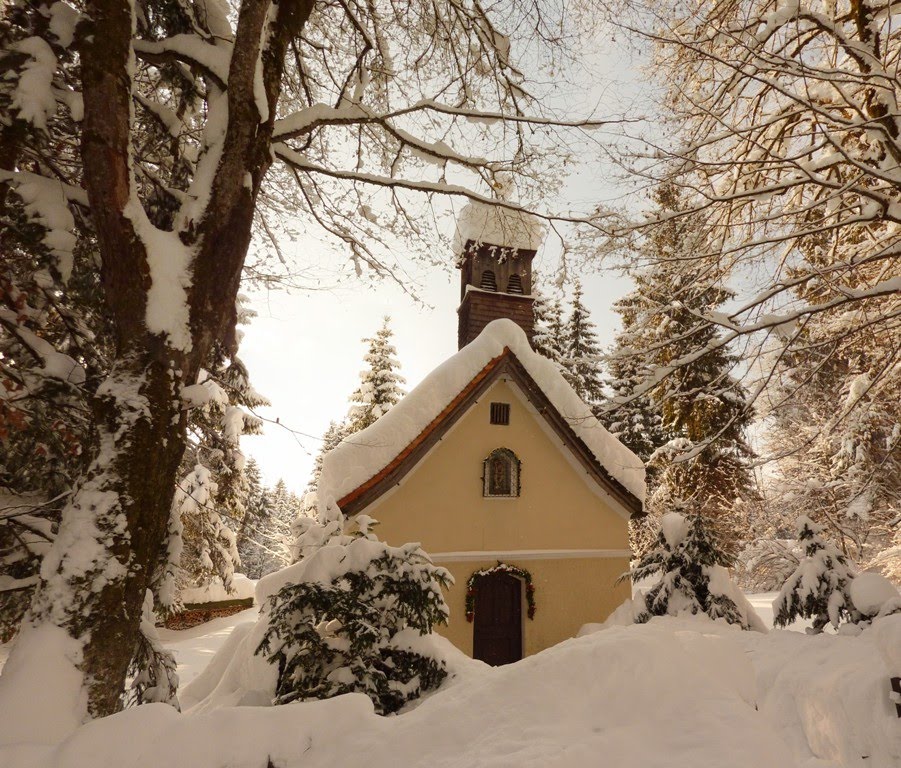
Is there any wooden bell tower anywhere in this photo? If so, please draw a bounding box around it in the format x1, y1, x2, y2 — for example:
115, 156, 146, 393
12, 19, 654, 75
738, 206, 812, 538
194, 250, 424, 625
457, 240, 537, 349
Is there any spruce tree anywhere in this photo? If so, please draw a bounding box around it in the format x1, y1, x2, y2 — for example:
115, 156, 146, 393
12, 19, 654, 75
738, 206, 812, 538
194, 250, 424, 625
623, 184, 757, 554
306, 420, 348, 493
237, 479, 300, 579
601, 287, 666, 461
531, 281, 567, 365
772, 517, 859, 633
630, 506, 762, 630
561, 281, 605, 411
347, 317, 406, 433
256, 514, 451, 715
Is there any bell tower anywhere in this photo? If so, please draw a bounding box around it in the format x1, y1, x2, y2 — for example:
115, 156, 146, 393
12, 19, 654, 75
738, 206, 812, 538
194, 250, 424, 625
455, 202, 543, 349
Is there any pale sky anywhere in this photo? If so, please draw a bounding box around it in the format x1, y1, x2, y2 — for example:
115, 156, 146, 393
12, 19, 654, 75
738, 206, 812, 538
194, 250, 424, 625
239, 40, 650, 493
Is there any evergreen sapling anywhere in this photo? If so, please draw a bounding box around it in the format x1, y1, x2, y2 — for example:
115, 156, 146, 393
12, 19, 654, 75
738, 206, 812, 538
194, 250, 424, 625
772, 516, 860, 633
257, 515, 452, 715
629, 508, 763, 630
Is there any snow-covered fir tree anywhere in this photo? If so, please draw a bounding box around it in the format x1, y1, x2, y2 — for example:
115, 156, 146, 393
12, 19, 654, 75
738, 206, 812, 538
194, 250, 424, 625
238, 479, 302, 579
622, 185, 757, 555
601, 287, 666, 462
170, 347, 267, 603
306, 421, 348, 493
346, 317, 406, 433
630, 507, 763, 631
531, 278, 567, 366
561, 281, 605, 412
256, 513, 451, 715
172, 465, 239, 595
772, 517, 859, 633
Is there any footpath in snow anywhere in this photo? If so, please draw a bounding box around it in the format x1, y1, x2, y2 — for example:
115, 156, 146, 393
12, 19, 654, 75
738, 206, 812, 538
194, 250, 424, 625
1, 605, 899, 768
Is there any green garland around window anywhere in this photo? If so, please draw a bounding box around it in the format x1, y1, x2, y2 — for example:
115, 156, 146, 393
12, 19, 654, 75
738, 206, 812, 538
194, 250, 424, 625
465, 562, 536, 622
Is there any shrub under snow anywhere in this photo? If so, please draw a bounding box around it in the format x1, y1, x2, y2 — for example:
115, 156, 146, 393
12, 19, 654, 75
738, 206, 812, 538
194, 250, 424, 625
772, 516, 860, 633
629, 510, 765, 631
255, 514, 452, 714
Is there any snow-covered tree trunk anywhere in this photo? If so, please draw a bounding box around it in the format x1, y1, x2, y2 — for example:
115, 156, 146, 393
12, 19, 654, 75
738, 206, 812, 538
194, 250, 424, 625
0, 0, 315, 724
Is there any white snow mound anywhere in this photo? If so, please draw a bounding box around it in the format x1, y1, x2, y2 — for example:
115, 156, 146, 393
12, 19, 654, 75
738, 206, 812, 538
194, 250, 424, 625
452, 199, 546, 256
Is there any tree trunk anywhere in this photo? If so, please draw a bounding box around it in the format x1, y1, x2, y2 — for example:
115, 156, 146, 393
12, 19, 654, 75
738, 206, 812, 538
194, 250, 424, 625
0, 0, 315, 731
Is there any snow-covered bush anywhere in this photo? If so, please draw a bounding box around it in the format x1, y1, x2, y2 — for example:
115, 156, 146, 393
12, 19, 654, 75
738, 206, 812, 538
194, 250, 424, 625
256, 516, 452, 715
629, 510, 764, 631
849, 572, 901, 625
773, 517, 860, 632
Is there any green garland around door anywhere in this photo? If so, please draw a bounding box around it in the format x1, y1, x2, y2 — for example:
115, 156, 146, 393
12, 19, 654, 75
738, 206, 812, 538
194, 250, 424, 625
465, 562, 536, 622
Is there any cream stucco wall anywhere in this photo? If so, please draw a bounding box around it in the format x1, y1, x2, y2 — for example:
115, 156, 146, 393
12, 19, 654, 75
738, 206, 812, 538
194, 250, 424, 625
357, 379, 634, 658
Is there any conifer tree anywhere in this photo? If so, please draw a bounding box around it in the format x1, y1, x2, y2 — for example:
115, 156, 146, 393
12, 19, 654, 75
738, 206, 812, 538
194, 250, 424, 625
238, 479, 300, 579
610, 184, 758, 554
601, 287, 666, 461
347, 317, 406, 433
257, 513, 451, 714
531, 281, 567, 365
629, 507, 762, 631
306, 421, 348, 493
561, 281, 605, 411
773, 517, 859, 633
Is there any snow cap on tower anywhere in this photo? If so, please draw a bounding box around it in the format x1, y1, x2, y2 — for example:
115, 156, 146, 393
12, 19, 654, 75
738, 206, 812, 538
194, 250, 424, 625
454, 195, 545, 350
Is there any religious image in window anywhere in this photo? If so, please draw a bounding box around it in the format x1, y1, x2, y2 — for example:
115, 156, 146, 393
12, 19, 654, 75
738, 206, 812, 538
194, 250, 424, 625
483, 448, 520, 497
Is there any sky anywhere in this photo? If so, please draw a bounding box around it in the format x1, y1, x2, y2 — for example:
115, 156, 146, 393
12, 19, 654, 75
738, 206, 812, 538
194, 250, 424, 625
238, 37, 650, 493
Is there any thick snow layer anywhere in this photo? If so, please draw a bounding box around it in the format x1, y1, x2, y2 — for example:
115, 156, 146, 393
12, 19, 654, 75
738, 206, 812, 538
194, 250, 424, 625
452, 200, 546, 256
0, 617, 810, 768
157, 608, 259, 688
850, 572, 900, 617
179, 574, 256, 605
0, 624, 86, 746
4, 604, 898, 767
317, 319, 645, 512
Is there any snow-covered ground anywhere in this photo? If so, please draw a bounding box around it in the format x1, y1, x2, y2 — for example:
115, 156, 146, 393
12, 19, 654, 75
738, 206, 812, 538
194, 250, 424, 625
1, 597, 899, 768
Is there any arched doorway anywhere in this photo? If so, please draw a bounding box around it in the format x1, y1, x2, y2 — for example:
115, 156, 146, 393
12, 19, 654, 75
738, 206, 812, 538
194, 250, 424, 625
472, 571, 523, 665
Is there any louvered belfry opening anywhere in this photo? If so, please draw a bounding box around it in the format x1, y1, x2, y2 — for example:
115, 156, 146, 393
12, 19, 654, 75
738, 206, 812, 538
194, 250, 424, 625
480, 270, 498, 291
458, 241, 537, 349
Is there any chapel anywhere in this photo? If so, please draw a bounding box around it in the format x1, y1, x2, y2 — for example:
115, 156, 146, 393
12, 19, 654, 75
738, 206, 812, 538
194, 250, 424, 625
316, 203, 645, 665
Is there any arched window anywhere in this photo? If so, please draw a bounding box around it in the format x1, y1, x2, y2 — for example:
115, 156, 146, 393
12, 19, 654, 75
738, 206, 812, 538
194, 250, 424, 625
507, 274, 523, 294
483, 448, 521, 497
480, 270, 498, 291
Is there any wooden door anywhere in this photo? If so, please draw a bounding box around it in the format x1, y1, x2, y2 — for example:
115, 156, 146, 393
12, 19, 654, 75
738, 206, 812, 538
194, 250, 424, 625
473, 572, 522, 665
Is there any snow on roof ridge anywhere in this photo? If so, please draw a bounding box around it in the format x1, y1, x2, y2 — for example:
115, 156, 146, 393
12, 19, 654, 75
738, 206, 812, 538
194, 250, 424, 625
316, 319, 645, 517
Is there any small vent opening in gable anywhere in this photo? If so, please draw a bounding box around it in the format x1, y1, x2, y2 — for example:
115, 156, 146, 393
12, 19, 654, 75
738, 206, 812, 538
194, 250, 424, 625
490, 402, 510, 425
480, 270, 498, 291
507, 274, 523, 294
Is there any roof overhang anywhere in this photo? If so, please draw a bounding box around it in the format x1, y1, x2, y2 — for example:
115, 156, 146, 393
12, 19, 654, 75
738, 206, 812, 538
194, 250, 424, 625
337, 348, 645, 518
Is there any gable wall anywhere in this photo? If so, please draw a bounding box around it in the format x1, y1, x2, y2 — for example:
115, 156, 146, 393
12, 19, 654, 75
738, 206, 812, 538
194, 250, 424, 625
365, 379, 630, 552
358, 379, 632, 656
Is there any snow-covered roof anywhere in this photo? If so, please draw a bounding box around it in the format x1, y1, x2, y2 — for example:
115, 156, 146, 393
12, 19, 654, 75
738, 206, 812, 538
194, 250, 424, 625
317, 319, 645, 516
452, 201, 546, 257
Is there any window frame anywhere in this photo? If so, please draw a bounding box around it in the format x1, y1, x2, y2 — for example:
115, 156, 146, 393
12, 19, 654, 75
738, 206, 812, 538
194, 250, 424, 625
482, 447, 521, 498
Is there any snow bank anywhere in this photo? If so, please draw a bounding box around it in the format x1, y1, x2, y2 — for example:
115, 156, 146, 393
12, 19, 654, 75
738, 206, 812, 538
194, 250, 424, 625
0, 624, 86, 746
179, 574, 256, 605
583, 613, 901, 768
5, 618, 802, 768
741, 614, 901, 767
317, 319, 645, 511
